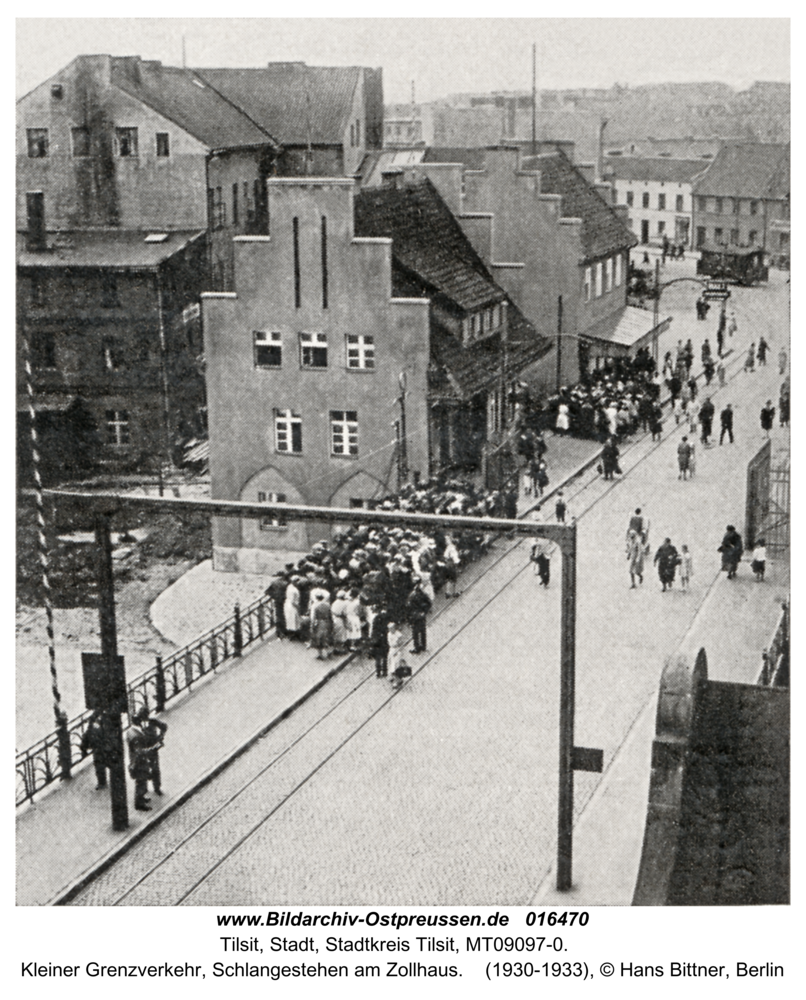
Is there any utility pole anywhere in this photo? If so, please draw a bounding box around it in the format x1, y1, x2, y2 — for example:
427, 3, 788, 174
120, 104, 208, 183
531, 43, 537, 156
398, 371, 408, 483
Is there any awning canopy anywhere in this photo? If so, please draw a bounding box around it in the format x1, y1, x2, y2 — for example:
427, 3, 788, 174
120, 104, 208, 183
582, 306, 671, 353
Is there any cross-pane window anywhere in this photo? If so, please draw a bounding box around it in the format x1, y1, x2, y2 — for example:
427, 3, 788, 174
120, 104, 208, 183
72, 127, 91, 157
254, 331, 281, 368
27, 129, 48, 158
346, 334, 374, 369
331, 411, 358, 456
115, 127, 138, 157
257, 490, 287, 528
106, 410, 130, 445
300, 332, 328, 368
274, 410, 302, 454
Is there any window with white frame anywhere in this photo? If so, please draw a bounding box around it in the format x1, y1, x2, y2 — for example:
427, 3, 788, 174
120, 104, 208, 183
614, 253, 623, 287
330, 410, 358, 456
299, 332, 327, 368
254, 331, 282, 368
106, 410, 130, 445
257, 490, 287, 528
584, 266, 592, 302
346, 334, 374, 369
595, 262, 603, 297
274, 409, 302, 453
603, 258, 612, 294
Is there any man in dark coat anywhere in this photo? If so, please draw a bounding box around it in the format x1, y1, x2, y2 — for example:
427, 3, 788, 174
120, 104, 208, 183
760, 400, 775, 436
699, 398, 715, 444
719, 403, 734, 444
81, 711, 113, 791
369, 606, 390, 678
654, 538, 680, 592
127, 715, 154, 811
719, 525, 743, 580
266, 572, 289, 638
406, 578, 432, 654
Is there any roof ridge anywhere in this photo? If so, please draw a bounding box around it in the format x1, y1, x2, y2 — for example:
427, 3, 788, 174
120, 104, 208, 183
190, 68, 281, 148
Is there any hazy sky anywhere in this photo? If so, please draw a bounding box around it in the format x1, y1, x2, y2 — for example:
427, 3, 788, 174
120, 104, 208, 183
17, 17, 790, 105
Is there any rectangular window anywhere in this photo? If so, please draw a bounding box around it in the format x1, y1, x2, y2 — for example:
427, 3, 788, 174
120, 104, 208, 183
32, 329, 56, 369
71, 127, 91, 157
614, 253, 623, 287
293, 216, 301, 308
658, 221, 666, 235
27, 128, 48, 158
658, 193, 666, 211
626, 191, 634, 207
212, 187, 225, 229
750, 200, 758, 216
584, 266, 592, 302
603, 257, 612, 293
232, 183, 239, 226
676, 194, 684, 212
697, 226, 706, 247
715, 197, 723, 214
732, 198, 741, 214
331, 410, 358, 456
714, 227, 723, 243
102, 337, 125, 371
254, 331, 282, 368
257, 490, 287, 528
106, 410, 130, 445
156, 132, 170, 157
346, 334, 374, 369
101, 273, 120, 308
300, 332, 328, 368
748, 229, 758, 245
275, 410, 302, 454
115, 127, 138, 157
698, 196, 707, 212
30, 274, 46, 307
730, 229, 740, 244
595, 262, 603, 297
642, 191, 650, 209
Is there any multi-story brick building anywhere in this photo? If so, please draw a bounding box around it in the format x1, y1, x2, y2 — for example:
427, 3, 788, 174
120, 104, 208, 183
202, 175, 551, 569
692, 142, 790, 256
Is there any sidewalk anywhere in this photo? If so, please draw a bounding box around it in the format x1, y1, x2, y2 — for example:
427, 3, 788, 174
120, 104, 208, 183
533, 559, 788, 906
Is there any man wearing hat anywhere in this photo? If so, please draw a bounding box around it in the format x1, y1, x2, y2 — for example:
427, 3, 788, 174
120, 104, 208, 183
127, 708, 166, 811
406, 577, 432, 654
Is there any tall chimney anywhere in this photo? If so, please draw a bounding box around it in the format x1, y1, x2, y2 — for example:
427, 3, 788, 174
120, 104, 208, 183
26, 192, 46, 251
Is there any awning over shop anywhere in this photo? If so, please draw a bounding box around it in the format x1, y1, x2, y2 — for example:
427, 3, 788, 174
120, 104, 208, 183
581, 305, 671, 354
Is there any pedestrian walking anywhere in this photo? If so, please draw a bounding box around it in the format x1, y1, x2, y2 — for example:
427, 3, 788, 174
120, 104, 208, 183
778, 347, 788, 375
701, 338, 713, 365
81, 711, 113, 791
369, 606, 390, 677
719, 403, 734, 444
626, 530, 645, 588
750, 539, 766, 582
654, 538, 680, 592
703, 358, 715, 385
600, 436, 620, 480
679, 545, 693, 591
760, 400, 775, 437
531, 541, 551, 587
744, 343, 756, 373
717, 359, 726, 386
555, 491, 567, 523
442, 533, 461, 597
406, 578, 432, 654
650, 405, 663, 441
699, 397, 715, 445
757, 336, 769, 366
677, 436, 693, 480
310, 590, 333, 660
719, 525, 743, 579
628, 508, 649, 545
728, 311, 738, 339
716, 325, 725, 358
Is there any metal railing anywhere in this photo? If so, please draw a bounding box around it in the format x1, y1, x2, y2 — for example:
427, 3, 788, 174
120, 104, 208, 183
16, 592, 274, 807
759, 602, 789, 688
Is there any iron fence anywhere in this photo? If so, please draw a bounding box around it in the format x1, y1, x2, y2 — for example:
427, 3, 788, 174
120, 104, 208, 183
16, 592, 275, 807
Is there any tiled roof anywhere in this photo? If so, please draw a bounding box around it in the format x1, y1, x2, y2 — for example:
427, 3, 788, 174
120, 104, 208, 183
429, 309, 552, 400
582, 305, 669, 348
524, 147, 637, 262
194, 64, 361, 146
423, 147, 487, 170
693, 143, 790, 199
110, 59, 276, 149
603, 157, 709, 184
354, 177, 506, 312
17, 230, 206, 269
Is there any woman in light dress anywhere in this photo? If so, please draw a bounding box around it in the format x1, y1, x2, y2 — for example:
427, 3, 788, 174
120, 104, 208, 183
555, 402, 570, 435
331, 590, 349, 653
626, 530, 645, 589
344, 588, 364, 650
283, 577, 302, 639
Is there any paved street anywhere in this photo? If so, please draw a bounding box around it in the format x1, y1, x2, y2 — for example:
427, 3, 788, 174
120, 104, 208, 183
63, 269, 789, 906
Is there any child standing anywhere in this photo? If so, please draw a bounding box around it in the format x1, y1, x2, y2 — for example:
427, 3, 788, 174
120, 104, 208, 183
751, 539, 767, 581
679, 545, 693, 591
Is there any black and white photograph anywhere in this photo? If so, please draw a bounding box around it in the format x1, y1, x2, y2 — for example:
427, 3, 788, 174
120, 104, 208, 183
14, 12, 791, 949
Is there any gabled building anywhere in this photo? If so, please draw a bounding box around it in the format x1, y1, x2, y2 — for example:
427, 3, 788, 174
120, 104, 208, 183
202, 175, 550, 569
603, 157, 709, 248
692, 142, 790, 256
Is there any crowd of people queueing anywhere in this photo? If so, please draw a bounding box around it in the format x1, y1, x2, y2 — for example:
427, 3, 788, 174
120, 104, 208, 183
263, 478, 520, 681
